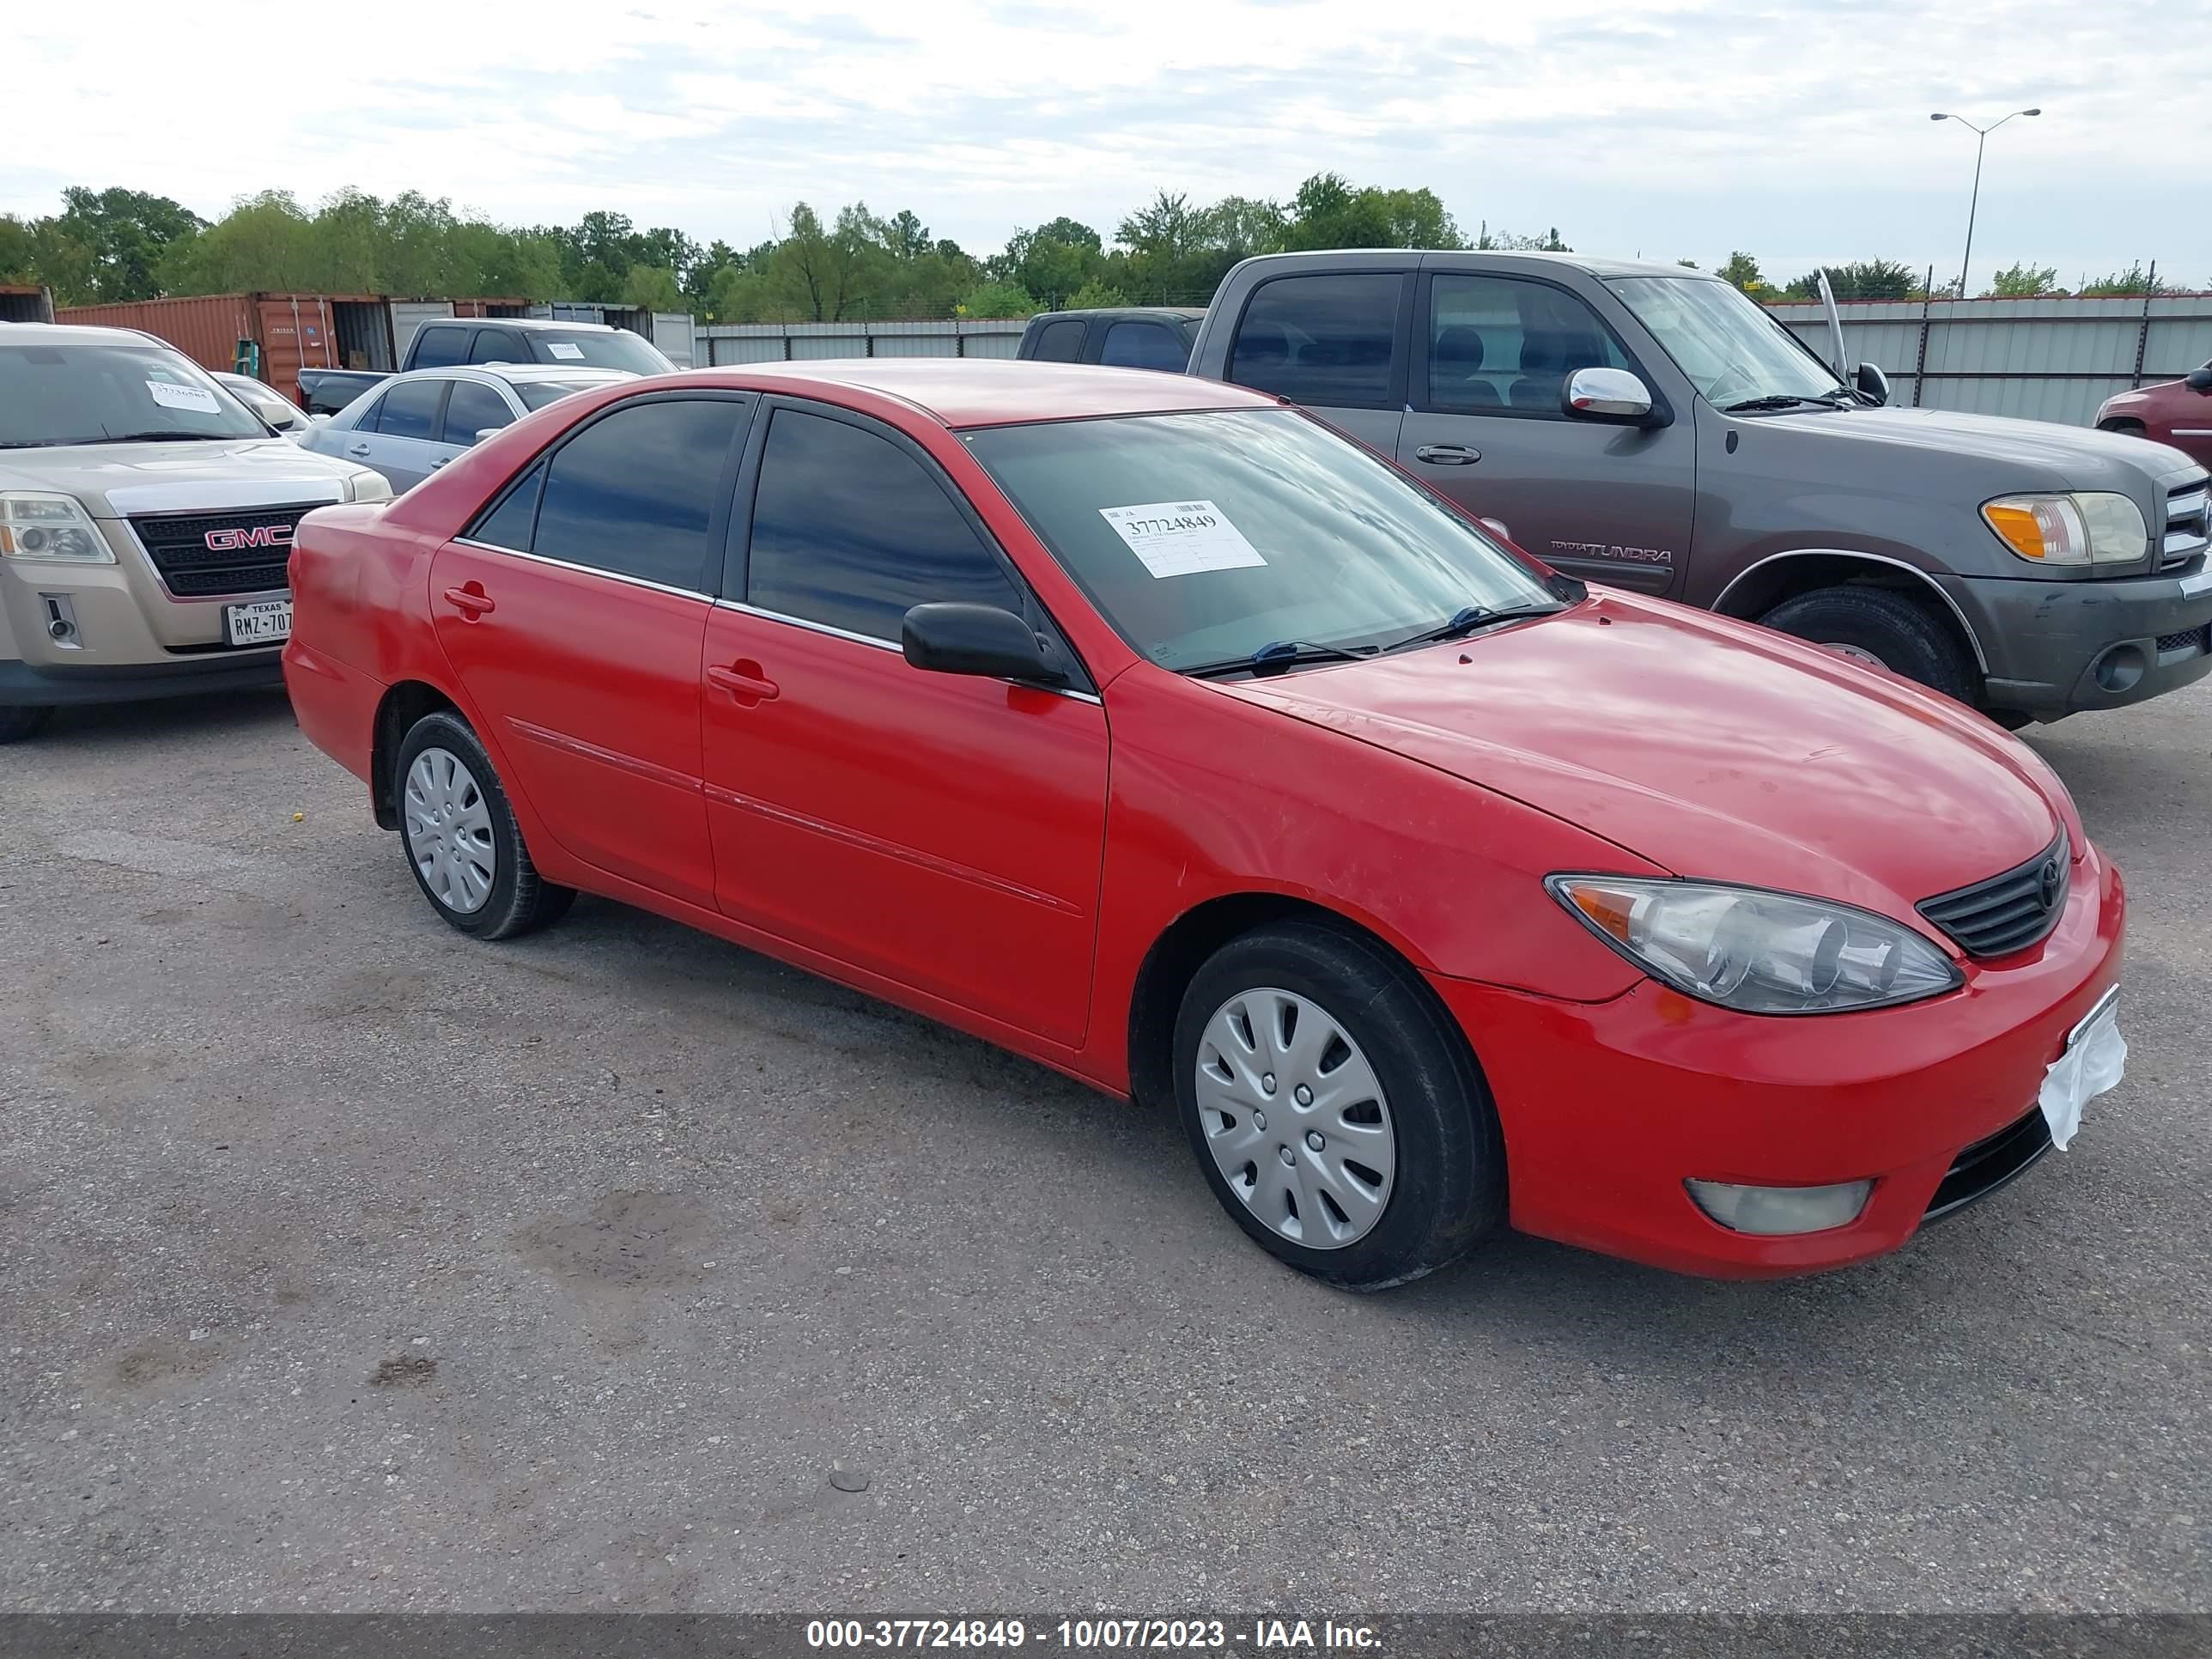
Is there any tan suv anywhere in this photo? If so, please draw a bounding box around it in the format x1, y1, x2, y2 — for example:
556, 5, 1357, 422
0, 323, 389, 742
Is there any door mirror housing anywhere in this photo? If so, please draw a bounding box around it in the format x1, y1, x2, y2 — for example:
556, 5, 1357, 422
902, 603, 1068, 687
1853, 362, 1891, 405
1563, 367, 1656, 424
475, 428, 505, 444
2186, 362, 2212, 394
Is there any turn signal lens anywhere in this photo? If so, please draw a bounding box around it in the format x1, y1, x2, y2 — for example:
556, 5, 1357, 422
1982, 491, 2148, 566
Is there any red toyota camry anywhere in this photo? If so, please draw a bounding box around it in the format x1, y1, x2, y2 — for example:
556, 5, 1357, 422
284, 361, 2127, 1291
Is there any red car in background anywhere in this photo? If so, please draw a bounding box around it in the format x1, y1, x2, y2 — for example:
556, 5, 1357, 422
2098, 361, 2212, 465
284, 361, 2127, 1291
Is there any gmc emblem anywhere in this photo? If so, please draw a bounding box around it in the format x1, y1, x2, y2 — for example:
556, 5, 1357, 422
204, 524, 293, 552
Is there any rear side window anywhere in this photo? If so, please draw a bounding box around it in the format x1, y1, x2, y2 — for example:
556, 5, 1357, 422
410, 326, 468, 368
470, 330, 528, 365
373, 379, 445, 440
1227, 273, 1401, 408
1029, 319, 1085, 363
1099, 321, 1188, 371
531, 398, 746, 589
745, 409, 1024, 641
442, 380, 512, 446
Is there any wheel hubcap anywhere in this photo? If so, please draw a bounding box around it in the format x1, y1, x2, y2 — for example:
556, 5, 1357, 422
403, 746, 496, 915
1819, 641, 1888, 670
1194, 987, 1396, 1250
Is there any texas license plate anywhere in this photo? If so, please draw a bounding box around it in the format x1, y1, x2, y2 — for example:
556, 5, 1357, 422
2039, 986, 2125, 1151
224, 597, 293, 647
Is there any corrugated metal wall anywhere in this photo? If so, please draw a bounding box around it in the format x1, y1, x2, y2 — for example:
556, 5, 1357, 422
701, 319, 1025, 365
1765, 295, 2212, 426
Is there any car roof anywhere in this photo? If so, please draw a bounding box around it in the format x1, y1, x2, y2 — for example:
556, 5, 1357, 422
672, 359, 1278, 428
424, 316, 623, 334
390, 364, 638, 386
0, 322, 175, 349
1231, 248, 1717, 281
1030, 307, 1207, 323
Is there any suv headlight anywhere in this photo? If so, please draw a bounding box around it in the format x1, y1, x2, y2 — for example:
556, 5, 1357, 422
1547, 876, 1962, 1015
0, 493, 113, 563
1983, 491, 2148, 566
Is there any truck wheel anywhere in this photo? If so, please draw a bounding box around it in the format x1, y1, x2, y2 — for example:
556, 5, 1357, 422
395, 710, 575, 940
1759, 586, 1978, 705
0, 706, 53, 744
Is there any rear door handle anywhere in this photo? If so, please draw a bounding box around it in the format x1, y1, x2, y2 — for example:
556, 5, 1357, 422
441, 585, 495, 617
347, 443, 371, 457
708, 662, 780, 702
1414, 444, 1481, 465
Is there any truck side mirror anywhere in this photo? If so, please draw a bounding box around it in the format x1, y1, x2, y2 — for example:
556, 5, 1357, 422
1563, 368, 1656, 425
2186, 363, 2212, 394
1853, 362, 1891, 405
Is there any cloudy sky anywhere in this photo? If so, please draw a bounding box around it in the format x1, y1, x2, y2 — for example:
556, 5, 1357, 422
15, 0, 2210, 288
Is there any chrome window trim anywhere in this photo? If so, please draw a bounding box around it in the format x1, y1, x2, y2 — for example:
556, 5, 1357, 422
711, 597, 1103, 703
450, 537, 712, 603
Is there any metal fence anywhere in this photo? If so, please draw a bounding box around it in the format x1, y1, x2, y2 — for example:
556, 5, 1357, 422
1765, 295, 2212, 426
701, 319, 1027, 364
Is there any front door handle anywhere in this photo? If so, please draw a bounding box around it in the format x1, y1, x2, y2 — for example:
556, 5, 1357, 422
708, 662, 780, 702
1413, 443, 1481, 465
431, 456, 450, 470
347, 443, 372, 457
441, 584, 495, 617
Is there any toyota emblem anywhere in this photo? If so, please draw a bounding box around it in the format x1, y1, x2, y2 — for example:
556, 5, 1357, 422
2038, 859, 2062, 910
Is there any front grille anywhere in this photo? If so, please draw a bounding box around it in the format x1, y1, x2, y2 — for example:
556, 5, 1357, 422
2164, 484, 2209, 570
129, 505, 313, 599
1917, 827, 2070, 958
1923, 1105, 2053, 1222
2155, 624, 2209, 656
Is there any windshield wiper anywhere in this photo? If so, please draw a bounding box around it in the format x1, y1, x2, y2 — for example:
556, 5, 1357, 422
1184, 639, 1371, 679
1385, 602, 1565, 652
88, 431, 237, 444
1721, 392, 1854, 414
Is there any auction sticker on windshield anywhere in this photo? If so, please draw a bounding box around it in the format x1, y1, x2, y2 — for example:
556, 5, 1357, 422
546, 342, 586, 360
1100, 500, 1266, 579
147, 380, 220, 414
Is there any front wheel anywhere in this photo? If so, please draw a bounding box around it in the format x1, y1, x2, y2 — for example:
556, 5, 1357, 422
1759, 586, 1979, 706
0, 705, 53, 744
394, 710, 574, 940
1173, 920, 1504, 1291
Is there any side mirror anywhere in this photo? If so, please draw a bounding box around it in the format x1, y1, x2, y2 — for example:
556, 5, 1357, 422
1853, 362, 1891, 405
475, 428, 505, 444
1563, 367, 1655, 424
2186, 362, 2212, 394
902, 603, 1068, 687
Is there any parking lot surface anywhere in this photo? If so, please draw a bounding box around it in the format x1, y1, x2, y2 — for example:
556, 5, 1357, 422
3, 685, 2207, 1613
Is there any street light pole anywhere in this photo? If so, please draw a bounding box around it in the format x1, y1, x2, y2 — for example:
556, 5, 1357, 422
1929, 108, 2040, 297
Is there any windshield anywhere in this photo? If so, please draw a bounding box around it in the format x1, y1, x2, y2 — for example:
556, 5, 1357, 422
517, 377, 623, 410
966, 409, 1560, 672
1608, 276, 1843, 408
0, 341, 270, 447
532, 331, 670, 374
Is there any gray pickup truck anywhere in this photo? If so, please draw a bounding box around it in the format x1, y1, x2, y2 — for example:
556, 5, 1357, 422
1185, 251, 2212, 723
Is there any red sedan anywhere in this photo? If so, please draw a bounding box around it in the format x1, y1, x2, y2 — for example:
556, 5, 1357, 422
2097, 361, 2212, 465
284, 362, 2128, 1291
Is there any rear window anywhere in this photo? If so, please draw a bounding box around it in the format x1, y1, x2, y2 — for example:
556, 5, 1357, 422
1227, 273, 1401, 409
0, 342, 269, 448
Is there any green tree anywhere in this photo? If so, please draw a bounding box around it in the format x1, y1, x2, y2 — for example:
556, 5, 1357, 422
1784, 260, 1917, 301
623, 264, 684, 310
1716, 251, 1766, 295
957, 281, 1036, 319
764, 203, 884, 320
2077, 264, 2172, 297
1984, 262, 2062, 298
998, 218, 1103, 306
158, 191, 317, 294
1281, 173, 1462, 252
52, 186, 205, 302
1065, 279, 1129, 309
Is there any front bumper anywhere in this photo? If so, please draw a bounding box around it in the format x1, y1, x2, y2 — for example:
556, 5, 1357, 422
1945, 566, 2212, 720
1429, 848, 2124, 1278
0, 649, 284, 708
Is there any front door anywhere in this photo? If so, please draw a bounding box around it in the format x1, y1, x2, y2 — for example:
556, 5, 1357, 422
1400, 270, 1696, 595
428, 392, 753, 908
702, 401, 1109, 1048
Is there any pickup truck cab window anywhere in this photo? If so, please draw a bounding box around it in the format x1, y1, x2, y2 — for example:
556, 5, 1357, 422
1029, 319, 1085, 363
744, 407, 1026, 640
1425, 274, 1634, 417
1227, 272, 1401, 410
532, 398, 749, 591
410, 325, 469, 369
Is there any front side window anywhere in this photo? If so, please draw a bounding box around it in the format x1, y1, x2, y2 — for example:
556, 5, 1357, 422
441, 380, 512, 446
410, 326, 468, 368
1226, 272, 1401, 409
0, 341, 269, 448
1100, 321, 1189, 372
373, 379, 445, 441
1426, 274, 1632, 416
746, 409, 1024, 641
1608, 276, 1842, 408
967, 408, 1559, 672
532, 398, 747, 588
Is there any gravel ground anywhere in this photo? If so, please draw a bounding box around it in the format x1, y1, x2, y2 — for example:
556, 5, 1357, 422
1, 684, 2206, 1614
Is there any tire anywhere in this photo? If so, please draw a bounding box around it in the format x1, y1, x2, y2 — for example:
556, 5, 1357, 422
393, 710, 574, 940
1172, 920, 1505, 1291
1759, 586, 1979, 705
0, 705, 53, 744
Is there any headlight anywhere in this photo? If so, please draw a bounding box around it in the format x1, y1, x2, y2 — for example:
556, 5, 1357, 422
1982, 491, 2147, 566
349, 470, 392, 504
1547, 876, 1962, 1015
0, 493, 113, 563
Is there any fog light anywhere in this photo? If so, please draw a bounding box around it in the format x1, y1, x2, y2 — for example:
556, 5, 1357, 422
1686, 1178, 1873, 1236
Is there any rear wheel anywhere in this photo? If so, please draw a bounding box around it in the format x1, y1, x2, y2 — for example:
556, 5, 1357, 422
1759, 586, 1979, 705
0, 706, 53, 744
395, 710, 574, 940
1172, 920, 1504, 1291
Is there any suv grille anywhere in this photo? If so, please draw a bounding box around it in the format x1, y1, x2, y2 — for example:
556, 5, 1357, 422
1923, 1105, 2053, 1222
1916, 828, 2070, 958
129, 505, 314, 599
2163, 483, 2208, 571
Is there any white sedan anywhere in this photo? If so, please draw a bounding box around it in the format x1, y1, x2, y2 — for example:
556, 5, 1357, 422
301, 364, 637, 493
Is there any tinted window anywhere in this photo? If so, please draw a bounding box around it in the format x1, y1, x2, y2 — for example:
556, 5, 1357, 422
374, 379, 445, 440
532, 398, 746, 588
1429, 274, 1632, 416
746, 410, 1023, 641
1100, 321, 1189, 371
410, 325, 469, 368
470, 330, 529, 365
468, 460, 544, 550
1227, 273, 1400, 408
1029, 319, 1085, 363
0, 342, 267, 447
442, 380, 513, 446
518, 378, 618, 410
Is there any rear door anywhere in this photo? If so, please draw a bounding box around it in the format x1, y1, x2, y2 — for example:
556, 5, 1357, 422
699, 398, 1110, 1048
429, 391, 754, 908
1216, 268, 1411, 457
1399, 267, 1694, 595
355, 378, 451, 493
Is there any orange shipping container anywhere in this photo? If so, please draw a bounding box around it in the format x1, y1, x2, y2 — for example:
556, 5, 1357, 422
54, 292, 396, 404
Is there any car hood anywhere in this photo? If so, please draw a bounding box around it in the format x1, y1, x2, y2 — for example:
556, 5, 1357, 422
1752, 404, 2204, 494
1221, 592, 2069, 927
0, 436, 368, 518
